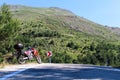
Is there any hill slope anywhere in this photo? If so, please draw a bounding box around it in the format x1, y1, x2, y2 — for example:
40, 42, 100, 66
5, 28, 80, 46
8, 5, 120, 41
1, 5, 120, 66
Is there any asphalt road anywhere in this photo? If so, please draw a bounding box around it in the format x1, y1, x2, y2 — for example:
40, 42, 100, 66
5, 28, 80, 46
0, 63, 120, 80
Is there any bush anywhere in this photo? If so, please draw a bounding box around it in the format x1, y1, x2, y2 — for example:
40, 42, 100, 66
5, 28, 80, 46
0, 54, 4, 64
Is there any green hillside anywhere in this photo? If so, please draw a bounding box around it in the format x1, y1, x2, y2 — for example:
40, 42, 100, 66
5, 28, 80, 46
9, 5, 120, 40
1, 4, 120, 67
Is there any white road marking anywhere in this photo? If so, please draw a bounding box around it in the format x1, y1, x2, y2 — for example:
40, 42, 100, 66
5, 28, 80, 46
0, 63, 120, 80
0, 68, 27, 80
0, 63, 42, 80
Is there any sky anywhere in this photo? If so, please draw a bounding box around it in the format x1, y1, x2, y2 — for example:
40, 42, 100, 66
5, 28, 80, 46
0, 0, 120, 27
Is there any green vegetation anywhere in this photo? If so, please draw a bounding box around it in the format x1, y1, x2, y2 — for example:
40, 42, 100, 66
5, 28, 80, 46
0, 4, 19, 54
1, 4, 120, 67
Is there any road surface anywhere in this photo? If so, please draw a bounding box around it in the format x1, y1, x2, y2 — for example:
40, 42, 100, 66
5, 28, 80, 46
0, 63, 120, 80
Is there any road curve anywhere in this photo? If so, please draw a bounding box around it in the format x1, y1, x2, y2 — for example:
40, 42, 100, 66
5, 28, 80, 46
0, 63, 120, 80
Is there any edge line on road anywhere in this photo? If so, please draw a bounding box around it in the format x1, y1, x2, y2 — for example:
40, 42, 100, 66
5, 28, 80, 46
0, 68, 27, 80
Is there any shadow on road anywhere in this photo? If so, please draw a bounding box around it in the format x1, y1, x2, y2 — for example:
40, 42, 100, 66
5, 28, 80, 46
1, 65, 120, 80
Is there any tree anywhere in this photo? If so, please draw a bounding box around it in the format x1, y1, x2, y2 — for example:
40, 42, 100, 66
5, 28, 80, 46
0, 4, 19, 41
0, 4, 19, 53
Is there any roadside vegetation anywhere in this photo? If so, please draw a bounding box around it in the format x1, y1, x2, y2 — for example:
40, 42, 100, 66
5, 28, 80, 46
1, 4, 120, 67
